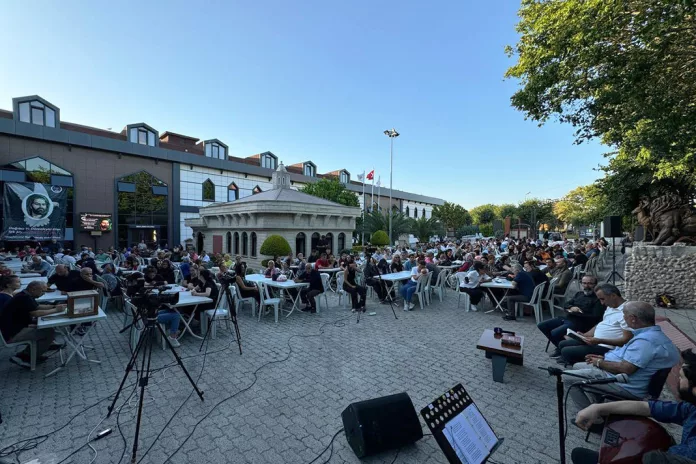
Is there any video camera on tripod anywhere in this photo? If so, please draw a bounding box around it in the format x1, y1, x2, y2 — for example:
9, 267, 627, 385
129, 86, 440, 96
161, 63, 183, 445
123, 273, 179, 317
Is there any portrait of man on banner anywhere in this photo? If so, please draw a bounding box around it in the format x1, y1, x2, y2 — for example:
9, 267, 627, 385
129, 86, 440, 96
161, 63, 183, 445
1, 182, 67, 241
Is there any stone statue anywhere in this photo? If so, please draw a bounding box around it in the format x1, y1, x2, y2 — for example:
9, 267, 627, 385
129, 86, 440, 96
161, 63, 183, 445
632, 194, 696, 245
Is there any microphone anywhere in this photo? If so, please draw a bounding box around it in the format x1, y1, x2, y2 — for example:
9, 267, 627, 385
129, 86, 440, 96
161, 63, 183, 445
581, 373, 629, 385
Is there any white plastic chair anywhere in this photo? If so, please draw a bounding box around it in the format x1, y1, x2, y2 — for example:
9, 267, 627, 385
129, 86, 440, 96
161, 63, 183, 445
336, 272, 351, 309
1, 329, 37, 371
541, 278, 558, 319
516, 282, 547, 323
317, 273, 331, 313
412, 272, 431, 310
430, 269, 450, 303
258, 282, 281, 323
234, 283, 257, 318
201, 290, 231, 339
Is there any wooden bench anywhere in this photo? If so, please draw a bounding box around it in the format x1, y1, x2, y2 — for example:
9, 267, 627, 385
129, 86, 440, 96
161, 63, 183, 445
656, 316, 696, 397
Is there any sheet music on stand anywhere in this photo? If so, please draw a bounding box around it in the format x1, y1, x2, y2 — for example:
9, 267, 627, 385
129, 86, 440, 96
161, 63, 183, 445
420, 384, 502, 464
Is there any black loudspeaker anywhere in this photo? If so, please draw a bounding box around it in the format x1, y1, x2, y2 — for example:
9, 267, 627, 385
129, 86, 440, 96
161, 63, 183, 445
342, 392, 423, 458
604, 216, 623, 238
634, 225, 645, 242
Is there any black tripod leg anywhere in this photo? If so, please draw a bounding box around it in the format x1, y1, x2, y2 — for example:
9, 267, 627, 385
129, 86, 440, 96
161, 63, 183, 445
225, 287, 242, 355
156, 323, 205, 401
381, 279, 398, 320
130, 327, 153, 464
107, 325, 147, 417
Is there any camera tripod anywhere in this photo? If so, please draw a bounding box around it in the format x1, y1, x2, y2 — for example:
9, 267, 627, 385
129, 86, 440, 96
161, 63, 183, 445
108, 306, 204, 464
199, 281, 242, 355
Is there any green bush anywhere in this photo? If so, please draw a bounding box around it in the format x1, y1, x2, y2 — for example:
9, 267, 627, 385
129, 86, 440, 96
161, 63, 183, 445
479, 224, 494, 237
371, 230, 389, 246
350, 245, 364, 253
260, 235, 291, 257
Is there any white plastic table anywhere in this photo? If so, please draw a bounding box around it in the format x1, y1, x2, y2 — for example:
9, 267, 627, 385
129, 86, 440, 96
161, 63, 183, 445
38, 308, 107, 377
378, 271, 413, 303
245, 275, 309, 317
480, 279, 515, 314
37, 290, 67, 302
170, 291, 213, 340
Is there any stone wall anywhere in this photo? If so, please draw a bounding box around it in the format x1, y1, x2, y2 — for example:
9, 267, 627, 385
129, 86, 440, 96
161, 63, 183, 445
625, 244, 696, 308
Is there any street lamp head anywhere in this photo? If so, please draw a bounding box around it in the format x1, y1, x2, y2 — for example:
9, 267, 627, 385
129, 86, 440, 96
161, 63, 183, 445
383, 128, 400, 138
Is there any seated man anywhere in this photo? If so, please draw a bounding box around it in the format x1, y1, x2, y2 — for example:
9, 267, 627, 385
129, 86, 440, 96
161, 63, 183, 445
558, 283, 632, 366
0, 281, 66, 368
572, 348, 696, 464
549, 257, 573, 294
48, 264, 83, 293
297, 263, 323, 313
77, 253, 100, 276
538, 275, 605, 357
502, 264, 535, 321
23, 256, 51, 276
94, 249, 110, 262
564, 301, 679, 412
314, 253, 329, 270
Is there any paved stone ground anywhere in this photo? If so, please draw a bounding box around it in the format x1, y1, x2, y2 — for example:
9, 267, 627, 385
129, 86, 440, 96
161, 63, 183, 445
1, 271, 695, 464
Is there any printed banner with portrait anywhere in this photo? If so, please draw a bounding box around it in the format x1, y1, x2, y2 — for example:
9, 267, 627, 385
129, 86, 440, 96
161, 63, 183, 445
1, 182, 68, 241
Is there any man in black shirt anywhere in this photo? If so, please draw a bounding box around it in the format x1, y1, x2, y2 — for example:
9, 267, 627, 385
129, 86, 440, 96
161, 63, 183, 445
307, 249, 318, 264
537, 275, 605, 358
0, 281, 65, 368
48, 264, 83, 292
572, 248, 589, 269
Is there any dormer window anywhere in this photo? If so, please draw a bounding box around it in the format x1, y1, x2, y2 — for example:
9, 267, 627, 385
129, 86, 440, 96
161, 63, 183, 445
205, 140, 228, 160
339, 171, 350, 184
14, 97, 59, 128
261, 153, 277, 169
128, 124, 157, 147
303, 163, 316, 177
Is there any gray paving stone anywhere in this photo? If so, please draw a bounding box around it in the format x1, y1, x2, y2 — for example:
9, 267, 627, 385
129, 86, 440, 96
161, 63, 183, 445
1, 279, 691, 463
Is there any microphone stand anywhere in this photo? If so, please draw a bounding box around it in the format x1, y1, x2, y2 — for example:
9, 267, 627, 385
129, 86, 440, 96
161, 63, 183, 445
539, 366, 590, 464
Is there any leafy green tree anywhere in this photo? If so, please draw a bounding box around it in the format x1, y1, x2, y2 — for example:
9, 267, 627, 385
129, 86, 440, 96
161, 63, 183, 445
432, 202, 472, 230
495, 204, 518, 221
469, 204, 497, 225
553, 185, 607, 227
506, 0, 696, 205
456, 225, 480, 237
299, 178, 360, 207
479, 224, 494, 237
370, 230, 389, 247
364, 210, 412, 238
260, 235, 291, 258
411, 217, 445, 243
517, 199, 557, 229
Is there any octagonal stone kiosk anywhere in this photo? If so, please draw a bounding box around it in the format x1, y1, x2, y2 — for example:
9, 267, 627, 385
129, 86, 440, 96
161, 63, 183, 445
185, 162, 361, 270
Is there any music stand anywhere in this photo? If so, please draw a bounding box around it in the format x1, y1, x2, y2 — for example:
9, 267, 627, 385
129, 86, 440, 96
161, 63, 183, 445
420, 384, 503, 464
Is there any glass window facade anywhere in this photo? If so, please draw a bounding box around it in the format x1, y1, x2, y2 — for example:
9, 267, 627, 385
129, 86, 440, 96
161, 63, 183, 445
206, 142, 226, 160
261, 154, 276, 169
129, 126, 156, 146
117, 171, 168, 249
202, 179, 215, 201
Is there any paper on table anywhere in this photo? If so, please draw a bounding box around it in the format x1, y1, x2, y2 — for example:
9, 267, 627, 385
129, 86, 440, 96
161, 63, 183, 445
443, 411, 488, 464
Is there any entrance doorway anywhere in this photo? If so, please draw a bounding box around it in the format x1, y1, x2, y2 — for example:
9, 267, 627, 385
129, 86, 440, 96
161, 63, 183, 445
128, 227, 158, 248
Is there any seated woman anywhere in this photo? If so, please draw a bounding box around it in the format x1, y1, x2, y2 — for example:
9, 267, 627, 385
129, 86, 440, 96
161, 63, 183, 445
191, 270, 220, 313
264, 260, 280, 280
343, 261, 366, 312
143, 266, 165, 287
158, 259, 176, 284
363, 256, 387, 302
183, 264, 202, 289
100, 263, 123, 296
156, 307, 181, 347
235, 262, 260, 303
390, 255, 404, 273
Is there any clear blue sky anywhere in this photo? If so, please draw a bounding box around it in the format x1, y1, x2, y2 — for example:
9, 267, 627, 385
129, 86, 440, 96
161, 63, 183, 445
0, 0, 606, 209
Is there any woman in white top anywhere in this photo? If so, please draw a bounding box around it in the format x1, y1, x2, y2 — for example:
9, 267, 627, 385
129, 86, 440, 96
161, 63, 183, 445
459, 261, 490, 312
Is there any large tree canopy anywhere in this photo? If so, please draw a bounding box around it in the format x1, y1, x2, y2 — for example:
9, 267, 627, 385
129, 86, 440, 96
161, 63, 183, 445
506, 0, 696, 206
553, 185, 607, 227
432, 202, 472, 230
299, 178, 359, 207
469, 204, 497, 225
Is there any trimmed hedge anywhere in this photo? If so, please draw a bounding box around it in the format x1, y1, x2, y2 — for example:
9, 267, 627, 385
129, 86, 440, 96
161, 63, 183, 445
260, 234, 291, 257
371, 230, 389, 246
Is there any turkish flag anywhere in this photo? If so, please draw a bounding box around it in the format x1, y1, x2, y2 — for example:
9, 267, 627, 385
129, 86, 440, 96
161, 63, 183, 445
366, 170, 374, 180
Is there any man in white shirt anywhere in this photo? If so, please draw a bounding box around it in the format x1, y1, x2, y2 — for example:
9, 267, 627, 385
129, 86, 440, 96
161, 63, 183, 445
458, 261, 490, 312
200, 251, 211, 263
558, 283, 633, 366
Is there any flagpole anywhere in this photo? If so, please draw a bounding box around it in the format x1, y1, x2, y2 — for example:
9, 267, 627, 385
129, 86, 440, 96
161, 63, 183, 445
371, 167, 375, 214
377, 176, 381, 212
361, 172, 366, 246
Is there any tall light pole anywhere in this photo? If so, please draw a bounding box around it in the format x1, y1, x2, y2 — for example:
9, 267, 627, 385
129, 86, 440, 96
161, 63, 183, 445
384, 128, 399, 246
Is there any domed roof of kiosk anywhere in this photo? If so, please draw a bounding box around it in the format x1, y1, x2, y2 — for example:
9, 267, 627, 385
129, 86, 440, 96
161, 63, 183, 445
220, 161, 345, 208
